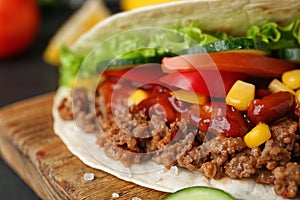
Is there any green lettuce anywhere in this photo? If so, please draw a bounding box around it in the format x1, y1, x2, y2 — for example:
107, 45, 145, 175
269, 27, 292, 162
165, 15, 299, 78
247, 19, 300, 50
59, 24, 225, 87
59, 46, 84, 87
59, 21, 300, 87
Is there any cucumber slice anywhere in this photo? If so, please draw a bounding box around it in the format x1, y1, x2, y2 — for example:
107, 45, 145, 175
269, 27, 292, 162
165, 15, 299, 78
178, 38, 270, 55
278, 48, 300, 63
97, 52, 176, 72
163, 186, 237, 200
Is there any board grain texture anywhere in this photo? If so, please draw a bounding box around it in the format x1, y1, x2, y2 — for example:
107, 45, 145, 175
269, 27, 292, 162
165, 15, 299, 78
0, 93, 168, 200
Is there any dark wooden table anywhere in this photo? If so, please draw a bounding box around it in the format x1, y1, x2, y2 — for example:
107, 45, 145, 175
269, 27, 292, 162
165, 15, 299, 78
0, 1, 120, 199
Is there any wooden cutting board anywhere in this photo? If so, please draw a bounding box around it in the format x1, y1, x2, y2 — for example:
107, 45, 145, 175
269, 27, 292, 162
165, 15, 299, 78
0, 93, 168, 200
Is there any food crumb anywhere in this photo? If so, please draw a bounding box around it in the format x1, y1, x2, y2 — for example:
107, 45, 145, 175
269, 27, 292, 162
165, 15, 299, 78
170, 166, 179, 175
83, 173, 94, 181
132, 197, 142, 200
112, 192, 120, 198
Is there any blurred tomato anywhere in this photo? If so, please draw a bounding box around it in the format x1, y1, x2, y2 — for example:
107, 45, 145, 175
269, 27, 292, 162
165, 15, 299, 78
0, 0, 40, 58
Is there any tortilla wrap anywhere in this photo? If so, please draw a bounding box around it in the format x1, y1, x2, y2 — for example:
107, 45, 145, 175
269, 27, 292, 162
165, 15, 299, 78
53, 0, 300, 199
53, 87, 286, 200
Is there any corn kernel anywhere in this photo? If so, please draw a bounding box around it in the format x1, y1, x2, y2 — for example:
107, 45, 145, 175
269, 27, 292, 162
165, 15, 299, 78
128, 89, 148, 106
244, 123, 271, 148
296, 89, 300, 103
268, 79, 295, 95
226, 80, 255, 111
71, 76, 100, 93
282, 69, 300, 90
171, 90, 207, 104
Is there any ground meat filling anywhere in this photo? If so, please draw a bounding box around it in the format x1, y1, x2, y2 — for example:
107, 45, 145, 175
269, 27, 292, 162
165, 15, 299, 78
273, 162, 300, 198
257, 139, 291, 170
270, 118, 300, 152
225, 147, 260, 179
57, 80, 300, 198
57, 97, 73, 120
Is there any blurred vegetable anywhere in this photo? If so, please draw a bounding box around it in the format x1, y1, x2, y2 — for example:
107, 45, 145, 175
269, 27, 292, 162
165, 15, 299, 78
282, 69, 300, 90
121, 0, 178, 11
43, 0, 110, 66
60, 46, 83, 86
268, 79, 295, 95
0, 0, 40, 58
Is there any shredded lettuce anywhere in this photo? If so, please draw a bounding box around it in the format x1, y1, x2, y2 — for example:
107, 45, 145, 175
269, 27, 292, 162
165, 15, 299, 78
59, 24, 225, 87
247, 19, 300, 50
59, 21, 300, 87
60, 46, 84, 87
171, 23, 225, 45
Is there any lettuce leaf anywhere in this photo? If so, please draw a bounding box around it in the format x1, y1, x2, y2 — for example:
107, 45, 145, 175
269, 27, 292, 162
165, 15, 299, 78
60, 46, 84, 87
60, 21, 299, 87
247, 19, 300, 49
59, 24, 226, 86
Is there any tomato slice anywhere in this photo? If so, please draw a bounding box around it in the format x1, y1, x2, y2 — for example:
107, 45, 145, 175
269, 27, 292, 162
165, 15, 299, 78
159, 70, 247, 98
101, 63, 166, 84
162, 52, 295, 77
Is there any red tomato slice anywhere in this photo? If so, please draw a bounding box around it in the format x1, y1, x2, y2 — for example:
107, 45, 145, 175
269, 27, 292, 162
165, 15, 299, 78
159, 70, 247, 98
101, 63, 166, 84
162, 52, 295, 77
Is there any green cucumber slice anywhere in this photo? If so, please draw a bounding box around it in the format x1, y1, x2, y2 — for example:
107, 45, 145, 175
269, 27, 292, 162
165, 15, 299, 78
278, 48, 300, 63
97, 52, 176, 72
178, 38, 270, 55
163, 186, 237, 200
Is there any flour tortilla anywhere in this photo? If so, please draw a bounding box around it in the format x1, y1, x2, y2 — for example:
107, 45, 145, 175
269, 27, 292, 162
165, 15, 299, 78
53, 87, 285, 200
53, 0, 300, 199
71, 0, 300, 56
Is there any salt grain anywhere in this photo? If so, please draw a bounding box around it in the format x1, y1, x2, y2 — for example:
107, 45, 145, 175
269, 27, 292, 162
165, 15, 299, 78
132, 197, 142, 200
170, 166, 178, 175
112, 192, 120, 198
83, 173, 94, 181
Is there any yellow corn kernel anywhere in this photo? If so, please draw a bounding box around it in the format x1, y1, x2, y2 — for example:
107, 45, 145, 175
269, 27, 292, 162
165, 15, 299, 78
268, 79, 295, 95
171, 90, 207, 104
244, 123, 271, 148
128, 89, 148, 106
226, 80, 255, 111
71, 76, 100, 93
296, 89, 300, 103
282, 69, 300, 90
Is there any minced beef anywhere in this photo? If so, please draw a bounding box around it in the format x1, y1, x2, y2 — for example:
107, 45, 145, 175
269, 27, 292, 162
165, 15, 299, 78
72, 87, 90, 115
152, 131, 196, 167
176, 136, 247, 179
257, 140, 291, 170
58, 88, 98, 132
273, 162, 300, 198
76, 111, 98, 133
199, 162, 223, 179
96, 134, 146, 168
270, 118, 300, 152
255, 169, 275, 184
225, 147, 260, 179
176, 145, 205, 171
57, 82, 300, 199
58, 97, 73, 120
225, 155, 256, 178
